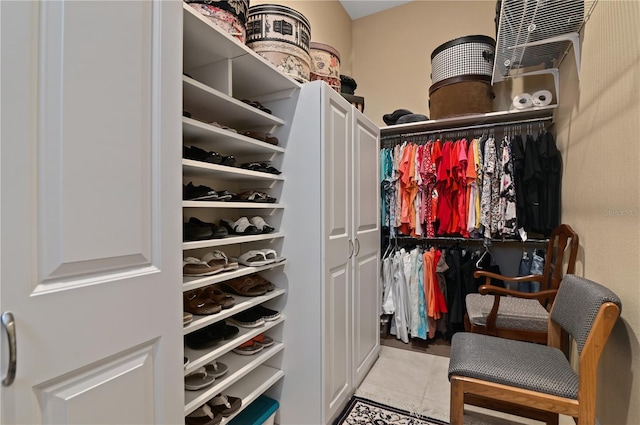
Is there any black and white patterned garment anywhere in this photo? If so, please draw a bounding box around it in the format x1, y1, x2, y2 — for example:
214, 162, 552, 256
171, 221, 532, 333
498, 136, 518, 236
480, 137, 500, 238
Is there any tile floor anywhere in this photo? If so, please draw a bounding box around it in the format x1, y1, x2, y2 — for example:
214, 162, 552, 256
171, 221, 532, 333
355, 345, 574, 425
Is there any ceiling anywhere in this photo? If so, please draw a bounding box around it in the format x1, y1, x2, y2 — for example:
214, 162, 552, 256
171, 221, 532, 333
339, 0, 414, 20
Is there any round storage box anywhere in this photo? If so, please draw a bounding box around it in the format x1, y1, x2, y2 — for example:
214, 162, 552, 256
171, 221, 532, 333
429, 76, 494, 119
186, 1, 250, 44
309, 42, 341, 92
246, 4, 311, 82
429, 35, 496, 119
430, 35, 495, 85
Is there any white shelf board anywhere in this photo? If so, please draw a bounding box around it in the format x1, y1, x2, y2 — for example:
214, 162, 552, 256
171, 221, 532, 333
184, 316, 285, 375
219, 366, 284, 424
183, 261, 286, 292
182, 159, 285, 182
380, 105, 557, 137
183, 201, 285, 209
183, 4, 300, 99
182, 232, 284, 251
184, 343, 285, 415
183, 77, 286, 130
183, 118, 285, 155
183, 288, 286, 335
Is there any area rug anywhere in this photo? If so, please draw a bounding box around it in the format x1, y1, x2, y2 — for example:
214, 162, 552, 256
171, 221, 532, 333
334, 396, 449, 425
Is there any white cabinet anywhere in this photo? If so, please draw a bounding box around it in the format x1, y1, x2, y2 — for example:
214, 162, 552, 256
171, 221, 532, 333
273, 81, 380, 425
181, 4, 300, 421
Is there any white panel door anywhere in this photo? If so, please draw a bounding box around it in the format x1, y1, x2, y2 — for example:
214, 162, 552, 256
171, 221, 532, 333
351, 112, 381, 387
322, 87, 352, 422
0, 1, 183, 423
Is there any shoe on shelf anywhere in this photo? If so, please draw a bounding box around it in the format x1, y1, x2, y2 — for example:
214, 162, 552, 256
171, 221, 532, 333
249, 216, 275, 233
207, 394, 242, 417
184, 367, 216, 391
185, 404, 222, 425
232, 339, 264, 355
183, 145, 223, 164
220, 217, 261, 235
227, 309, 265, 328
183, 182, 219, 201
248, 304, 280, 321
204, 361, 229, 379
183, 312, 193, 326
183, 256, 224, 277
183, 290, 222, 315
252, 333, 274, 348
184, 217, 228, 242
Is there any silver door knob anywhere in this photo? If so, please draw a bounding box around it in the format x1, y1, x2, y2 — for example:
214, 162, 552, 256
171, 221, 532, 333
2, 311, 17, 386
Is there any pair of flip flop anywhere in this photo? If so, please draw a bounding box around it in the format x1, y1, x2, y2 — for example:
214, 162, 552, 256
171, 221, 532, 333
220, 274, 275, 297
232, 333, 274, 355
220, 217, 274, 235
236, 249, 284, 267
230, 190, 277, 203
184, 360, 229, 391
185, 393, 240, 425
183, 251, 239, 276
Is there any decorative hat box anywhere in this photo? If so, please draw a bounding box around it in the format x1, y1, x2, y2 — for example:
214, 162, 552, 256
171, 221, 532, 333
428, 35, 496, 119
309, 42, 341, 93
246, 4, 312, 83
185, 0, 250, 43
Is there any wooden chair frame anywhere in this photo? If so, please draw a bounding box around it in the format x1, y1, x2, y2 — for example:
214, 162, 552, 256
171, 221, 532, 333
466, 224, 579, 344
451, 300, 620, 425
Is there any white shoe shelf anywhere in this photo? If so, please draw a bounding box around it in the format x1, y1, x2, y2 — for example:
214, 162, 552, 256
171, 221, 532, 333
182, 1, 299, 421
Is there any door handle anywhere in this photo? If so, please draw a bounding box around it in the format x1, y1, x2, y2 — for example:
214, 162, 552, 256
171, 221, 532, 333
348, 239, 354, 259
2, 311, 17, 386
354, 238, 361, 256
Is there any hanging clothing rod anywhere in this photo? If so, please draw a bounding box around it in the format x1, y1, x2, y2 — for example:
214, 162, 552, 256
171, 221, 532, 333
380, 115, 553, 140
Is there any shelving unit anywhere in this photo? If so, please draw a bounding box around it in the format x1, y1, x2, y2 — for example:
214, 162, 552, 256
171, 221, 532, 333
492, 0, 598, 102
181, 2, 300, 422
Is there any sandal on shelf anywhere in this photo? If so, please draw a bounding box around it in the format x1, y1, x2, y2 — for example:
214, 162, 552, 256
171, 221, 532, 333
185, 367, 216, 391
183, 256, 224, 277
204, 361, 229, 379
202, 287, 235, 309
260, 248, 285, 263
183, 290, 222, 315
237, 250, 272, 267
209, 122, 237, 133
185, 404, 222, 425
220, 276, 267, 297
207, 394, 242, 417
184, 312, 193, 326
232, 340, 264, 355
252, 333, 275, 347
242, 130, 267, 142
250, 216, 275, 233
265, 134, 279, 146
183, 145, 223, 165
220, 217, 261, 235
248, 274, 276, 292
231, 190, 277, 203
200, 251, 238, 272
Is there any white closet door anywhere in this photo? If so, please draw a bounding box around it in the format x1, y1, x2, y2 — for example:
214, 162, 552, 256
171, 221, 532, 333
0, 1, 183, 423
322, 86, 353, 422
351, 111, 381, 388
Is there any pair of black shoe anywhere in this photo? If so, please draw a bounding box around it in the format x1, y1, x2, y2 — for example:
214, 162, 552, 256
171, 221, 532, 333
185, 320, 239, 350
240, 162, 281, 175
183, 182, 235, 202
184, 217, 228, 241
183, 145, 236, 167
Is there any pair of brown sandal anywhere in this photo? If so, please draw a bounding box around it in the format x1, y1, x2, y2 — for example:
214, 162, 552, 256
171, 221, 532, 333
219, 274, 275, 297
183, 287, 236, 315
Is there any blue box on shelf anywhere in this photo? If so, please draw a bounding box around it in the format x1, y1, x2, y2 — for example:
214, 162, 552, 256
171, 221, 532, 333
228, 395, 279, 425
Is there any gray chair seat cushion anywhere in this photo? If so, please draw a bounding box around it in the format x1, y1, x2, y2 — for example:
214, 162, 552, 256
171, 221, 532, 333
466, 293, 549, 332
448, 332, 578, 399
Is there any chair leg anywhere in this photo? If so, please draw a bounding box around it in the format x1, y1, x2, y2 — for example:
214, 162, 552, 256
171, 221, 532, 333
450, 377, 464, 425
546, 413, 559, 425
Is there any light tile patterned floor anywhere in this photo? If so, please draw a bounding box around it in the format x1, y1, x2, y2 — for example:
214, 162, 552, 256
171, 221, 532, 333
355, 345, 574, 425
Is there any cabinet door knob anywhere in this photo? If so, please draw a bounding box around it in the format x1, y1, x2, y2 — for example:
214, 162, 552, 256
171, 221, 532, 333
348, 240, 354, 259
354, 238, 361, 256
2, 311, 17, 386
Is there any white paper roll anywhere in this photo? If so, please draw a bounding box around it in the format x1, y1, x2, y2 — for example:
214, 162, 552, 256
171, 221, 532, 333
532, 90, 553, 107
512, 93, 534, 110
